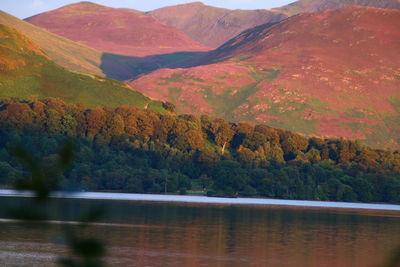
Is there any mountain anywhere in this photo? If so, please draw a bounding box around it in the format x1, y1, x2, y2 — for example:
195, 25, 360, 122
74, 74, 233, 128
275, 0, 400, 16
129, 7, 400, 149
149, 2, 287, 48
0, 10, 106, 77
0, 24, 164, 110
0, 11, 202, 82
25, 2, 209, 57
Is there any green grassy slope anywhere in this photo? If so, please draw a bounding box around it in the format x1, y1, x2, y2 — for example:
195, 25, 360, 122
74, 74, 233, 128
0, 24, 160, 109
0, 10, 104, 77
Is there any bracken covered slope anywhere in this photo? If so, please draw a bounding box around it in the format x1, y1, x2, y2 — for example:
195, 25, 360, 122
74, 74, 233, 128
25, 2, 209, 57
0, 10, 105, 76
275, 0, 400, 16
149, 2, 287, 48
129, 7, 400, 149
0, 24, 164, 110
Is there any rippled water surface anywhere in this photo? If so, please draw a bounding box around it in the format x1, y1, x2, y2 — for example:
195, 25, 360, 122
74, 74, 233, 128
0, 194, 399, 267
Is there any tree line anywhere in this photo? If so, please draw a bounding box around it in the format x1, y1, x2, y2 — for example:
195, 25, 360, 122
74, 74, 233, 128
0, 98, 399, 203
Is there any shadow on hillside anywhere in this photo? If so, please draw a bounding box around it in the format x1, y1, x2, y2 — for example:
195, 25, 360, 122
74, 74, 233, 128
99, 21, 283, 82
100, 51, 208, 81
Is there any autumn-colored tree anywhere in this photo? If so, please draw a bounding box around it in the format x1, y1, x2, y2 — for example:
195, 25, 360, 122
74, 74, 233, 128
242, 132, 267, 151
6, 102, 34, 128
0, 98, 398, 203
179, 114, 200, 130
321, 146, 330, 160
115, 106, 137, 120
304, 148, 322, 163
60, 115, 78, 136
211, 119, 234, 154
102, 111, 125, 139
309, 137, 326, 150
200, 115, 213, 135
194, 148, 219, 164
338, 139, 355, 163
280, 131, 308, 160
152, 115, 176, 143
163, 101, 176, 113
254, 125, 280, 145
31, 100, 45, 114
42, 98, 67, 115
238, 148, 256, 163
235, 122, 254, 134
135, 111, 155, 141
186, 130, 204, 150
85, 108, 106, 137
354, 147, 379, 168
45, 109, 63, 135
74, 112, 88, 136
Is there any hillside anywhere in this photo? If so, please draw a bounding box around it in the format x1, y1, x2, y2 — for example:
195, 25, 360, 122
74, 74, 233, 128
149, 2, 287, 48
0, 24, 164, 109
25, 2, 209, 57
275, 0, 400, 16
0, 10, 106, 77
129, 7, 400, 149
0, 11, 200, 82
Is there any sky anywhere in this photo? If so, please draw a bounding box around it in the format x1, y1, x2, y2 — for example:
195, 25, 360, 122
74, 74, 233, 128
0, 0, 296, 19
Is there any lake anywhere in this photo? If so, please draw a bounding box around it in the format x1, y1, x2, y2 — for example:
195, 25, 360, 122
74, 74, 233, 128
0, 192, 399, 266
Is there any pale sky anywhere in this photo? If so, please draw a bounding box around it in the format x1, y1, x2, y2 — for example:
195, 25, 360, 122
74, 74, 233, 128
1, 0, 296, 19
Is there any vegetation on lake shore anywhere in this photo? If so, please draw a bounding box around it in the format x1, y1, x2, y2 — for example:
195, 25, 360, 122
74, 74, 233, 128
0, 98, 399, 203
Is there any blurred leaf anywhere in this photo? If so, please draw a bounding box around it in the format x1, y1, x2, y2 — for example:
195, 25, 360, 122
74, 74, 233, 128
58, 258, 75, 267
80, 206, 105, 224
384, 245, 400, 267
58, 141, 75, 171
71, 238, 106, 258
10, 144, 49, 199
10, 141, 107, 267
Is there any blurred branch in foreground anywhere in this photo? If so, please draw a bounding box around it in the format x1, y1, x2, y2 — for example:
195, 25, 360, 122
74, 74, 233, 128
9, 141, 107, 267
383, 245, 400, 267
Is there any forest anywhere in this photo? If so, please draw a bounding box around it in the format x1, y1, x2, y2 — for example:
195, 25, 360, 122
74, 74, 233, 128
0, 98, 399, 203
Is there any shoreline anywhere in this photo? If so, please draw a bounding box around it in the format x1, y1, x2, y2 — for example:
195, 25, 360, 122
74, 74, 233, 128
0, 189, 399, 211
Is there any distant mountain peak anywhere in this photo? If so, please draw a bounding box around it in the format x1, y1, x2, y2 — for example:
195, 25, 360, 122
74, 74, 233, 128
68, 1, 104, 7
186, 2, 205, 6
150, 4, 286, 47
25, 3, 209, 57
58, 1, 107, 10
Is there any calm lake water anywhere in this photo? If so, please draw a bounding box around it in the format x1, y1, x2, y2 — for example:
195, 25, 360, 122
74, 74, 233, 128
0, 193, 399, 267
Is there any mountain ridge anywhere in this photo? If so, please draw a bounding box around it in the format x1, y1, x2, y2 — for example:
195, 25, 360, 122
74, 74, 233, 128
149, 2, 287, 47
275, 0, 400, 15
25, 2, 210, 57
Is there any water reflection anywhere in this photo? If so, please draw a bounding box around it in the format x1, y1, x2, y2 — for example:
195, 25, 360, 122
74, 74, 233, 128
0, 197, 399, 267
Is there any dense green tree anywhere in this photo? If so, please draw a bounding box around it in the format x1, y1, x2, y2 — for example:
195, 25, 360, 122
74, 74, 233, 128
0, 98, 398, 203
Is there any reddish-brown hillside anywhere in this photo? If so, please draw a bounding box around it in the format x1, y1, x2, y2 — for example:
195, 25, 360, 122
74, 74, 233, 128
149, 2, 287, 48
275, 0, 400, 15
25, 2, 209, 57
130, 7, 400, 149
